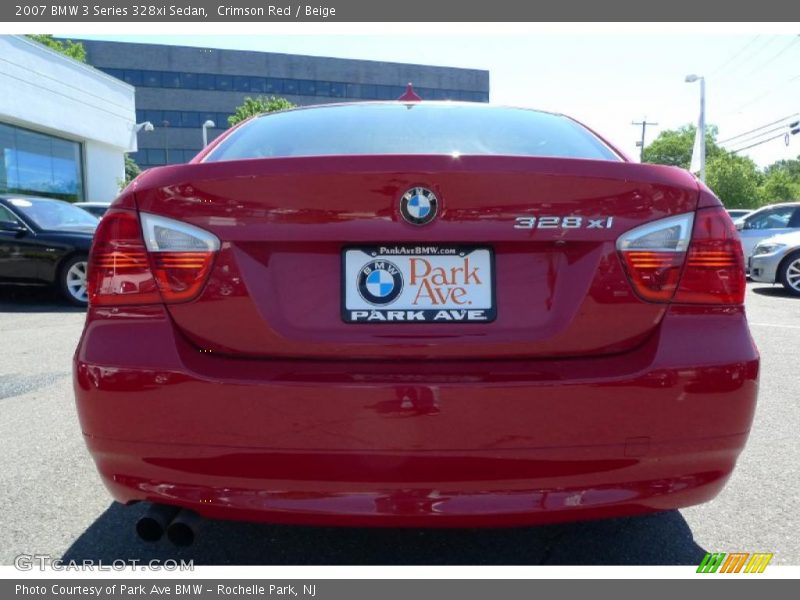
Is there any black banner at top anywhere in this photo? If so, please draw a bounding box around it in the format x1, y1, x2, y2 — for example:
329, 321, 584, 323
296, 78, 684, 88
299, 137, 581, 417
2, 0, 800, 22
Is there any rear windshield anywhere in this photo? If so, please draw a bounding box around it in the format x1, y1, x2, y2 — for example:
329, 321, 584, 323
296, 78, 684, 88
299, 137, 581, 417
205, 103, 620, 162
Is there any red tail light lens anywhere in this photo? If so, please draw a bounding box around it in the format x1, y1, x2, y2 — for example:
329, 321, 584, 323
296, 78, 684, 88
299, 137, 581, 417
617, 213, 694, 302
140, 212, 219, 303
88, 210, 219, 306
673, 207, 745, 305
617, 207, 745, 305
88, 209, 161, 306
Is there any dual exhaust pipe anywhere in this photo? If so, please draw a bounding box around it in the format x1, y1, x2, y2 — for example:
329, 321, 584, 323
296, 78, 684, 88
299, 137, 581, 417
136, 504, 202, 546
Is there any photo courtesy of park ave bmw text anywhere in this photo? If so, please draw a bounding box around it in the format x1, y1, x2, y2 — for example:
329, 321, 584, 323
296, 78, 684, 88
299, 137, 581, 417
0, 0, 798, 593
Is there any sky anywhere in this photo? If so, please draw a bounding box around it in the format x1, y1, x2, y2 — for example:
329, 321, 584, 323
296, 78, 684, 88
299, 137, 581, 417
72, 32, 800, 168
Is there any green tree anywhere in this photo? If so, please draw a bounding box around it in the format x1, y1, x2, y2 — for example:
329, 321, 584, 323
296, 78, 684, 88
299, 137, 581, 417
118, 154, 142, 191
26, 35, 86, 62
228, 96, 295, 127
764, 156, 800, 179
705, 154, 763, 209
760, 168, 800, 204
642, 124, 722, 169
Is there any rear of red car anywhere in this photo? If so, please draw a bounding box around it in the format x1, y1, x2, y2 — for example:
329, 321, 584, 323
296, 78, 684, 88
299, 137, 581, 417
74, 103, 758, 529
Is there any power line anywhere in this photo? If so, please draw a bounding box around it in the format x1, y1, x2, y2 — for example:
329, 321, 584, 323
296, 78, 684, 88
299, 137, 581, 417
710, 35, 762, 77
717, 113, 800, 145
722, 124, 798, 150
725, 37, 800, 113
720, 36, 780, 77
731, 131, 793, 153
741, 36, 800, 78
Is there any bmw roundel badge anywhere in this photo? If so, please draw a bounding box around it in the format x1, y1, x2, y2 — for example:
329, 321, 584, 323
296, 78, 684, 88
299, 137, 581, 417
400, 187, 438, 226
357, 260, 404, 306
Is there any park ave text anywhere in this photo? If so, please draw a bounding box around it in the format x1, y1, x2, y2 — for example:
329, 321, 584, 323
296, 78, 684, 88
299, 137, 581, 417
15, 4, 336, 18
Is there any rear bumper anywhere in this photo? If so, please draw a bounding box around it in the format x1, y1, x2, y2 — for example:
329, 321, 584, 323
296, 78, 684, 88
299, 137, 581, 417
74, 305, 759, 527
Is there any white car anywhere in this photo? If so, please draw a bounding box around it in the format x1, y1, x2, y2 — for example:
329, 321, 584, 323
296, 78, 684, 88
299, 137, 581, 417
735, 202, 800, 261
749, 230, 800, 296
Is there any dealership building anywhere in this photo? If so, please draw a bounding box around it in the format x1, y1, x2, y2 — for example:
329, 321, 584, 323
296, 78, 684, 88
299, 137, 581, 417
0, 36, 136, 203
76, 39, 491, 169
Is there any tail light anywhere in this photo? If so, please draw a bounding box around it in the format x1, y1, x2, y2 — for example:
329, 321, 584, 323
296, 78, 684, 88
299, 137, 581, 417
617, 213, 693, 302
673, 207, 745, 304
617, 207, 745, 305
88, 209, 219, 306
140, 212, 220, 303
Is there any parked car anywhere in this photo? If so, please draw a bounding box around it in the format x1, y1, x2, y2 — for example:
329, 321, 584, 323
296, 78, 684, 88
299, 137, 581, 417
735, 202, 800, 261
73, 101, 757, 543
726, 208, 752, 221
75, 202, 112, 219
0, 195, 98, 306
749, 230, 800, 296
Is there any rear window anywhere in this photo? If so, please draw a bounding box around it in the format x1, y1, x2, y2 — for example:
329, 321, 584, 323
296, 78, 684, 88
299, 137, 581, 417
205, 103, 620, 162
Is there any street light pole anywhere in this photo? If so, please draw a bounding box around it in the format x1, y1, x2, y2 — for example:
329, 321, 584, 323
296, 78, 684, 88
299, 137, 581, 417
685, 74, 706, 182
202, 120, 215, 148
698, 77, 706, 183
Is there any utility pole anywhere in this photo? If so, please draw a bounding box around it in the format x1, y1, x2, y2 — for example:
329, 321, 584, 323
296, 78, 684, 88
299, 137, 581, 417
632, 118, 658, 161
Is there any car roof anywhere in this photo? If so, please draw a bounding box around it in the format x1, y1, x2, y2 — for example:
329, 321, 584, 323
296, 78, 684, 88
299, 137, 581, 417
748, 201, 800, 212
251, 100, 564, 120
0, 194, 71, 204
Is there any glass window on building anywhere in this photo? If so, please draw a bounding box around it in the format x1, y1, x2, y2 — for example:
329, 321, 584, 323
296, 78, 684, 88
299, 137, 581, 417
0, 123, 84, 201
181, 72, 198, 89
283, 79, 298, 95
215, 75, 232, 91
181, 112, 200, 128
162, 71, 181, 88
146, 148, 166, 165
198, 73, 215, 90
122, 69, 142, 86
266, 78, 284, 93
142, 70, 162, 87
315, 81, 331, 96
298, 80, 316, 96
162, 111, 182, 128
250, 77, 266, 93
330, 82, 345, 98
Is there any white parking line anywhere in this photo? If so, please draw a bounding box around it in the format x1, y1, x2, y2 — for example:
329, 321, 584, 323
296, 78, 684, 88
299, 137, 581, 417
749, 322, 800, 330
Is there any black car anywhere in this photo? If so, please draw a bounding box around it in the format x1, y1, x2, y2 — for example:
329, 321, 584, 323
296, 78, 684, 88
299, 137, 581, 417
0, 195, 98, 306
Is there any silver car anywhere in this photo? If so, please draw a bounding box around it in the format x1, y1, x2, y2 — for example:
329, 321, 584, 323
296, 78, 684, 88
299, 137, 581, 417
736, 202, 800, 261
750, 230, 800, 296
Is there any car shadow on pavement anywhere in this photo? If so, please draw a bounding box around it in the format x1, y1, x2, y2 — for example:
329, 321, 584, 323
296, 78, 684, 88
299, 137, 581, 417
62, 502, 707, 565
751, 285, 799, 299
0, 288, 84, 313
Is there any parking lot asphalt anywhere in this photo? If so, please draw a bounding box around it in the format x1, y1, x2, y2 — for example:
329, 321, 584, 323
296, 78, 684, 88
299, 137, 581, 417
0, 282, 797, 566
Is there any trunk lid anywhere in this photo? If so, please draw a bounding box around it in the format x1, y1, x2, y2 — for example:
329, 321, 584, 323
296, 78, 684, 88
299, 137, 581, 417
133, 155, 699, 360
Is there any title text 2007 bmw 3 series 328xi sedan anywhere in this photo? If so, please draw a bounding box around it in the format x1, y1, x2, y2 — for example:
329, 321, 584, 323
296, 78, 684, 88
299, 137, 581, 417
73, 98, 758, 544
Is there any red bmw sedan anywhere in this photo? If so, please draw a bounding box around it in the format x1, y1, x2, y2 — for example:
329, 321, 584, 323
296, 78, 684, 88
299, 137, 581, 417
73, 100, 758, 542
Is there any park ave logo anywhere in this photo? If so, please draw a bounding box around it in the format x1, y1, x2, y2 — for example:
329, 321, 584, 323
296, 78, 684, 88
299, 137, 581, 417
348, 251, 492, 323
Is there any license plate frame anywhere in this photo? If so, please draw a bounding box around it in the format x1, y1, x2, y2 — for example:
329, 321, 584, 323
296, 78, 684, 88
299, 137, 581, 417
341, 244, 496, 324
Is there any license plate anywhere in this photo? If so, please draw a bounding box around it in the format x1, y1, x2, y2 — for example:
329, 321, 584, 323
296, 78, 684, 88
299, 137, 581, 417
342, 245, 495, 323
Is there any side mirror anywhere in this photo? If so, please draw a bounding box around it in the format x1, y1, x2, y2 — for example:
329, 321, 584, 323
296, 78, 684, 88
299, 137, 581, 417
0, 220, 27, 236
735, 221, 745, 231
